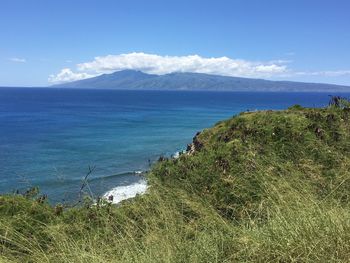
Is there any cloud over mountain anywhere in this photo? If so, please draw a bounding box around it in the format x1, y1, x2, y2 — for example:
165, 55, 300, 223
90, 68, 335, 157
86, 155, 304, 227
48, 68, 96, 83
49, 53, 289, 83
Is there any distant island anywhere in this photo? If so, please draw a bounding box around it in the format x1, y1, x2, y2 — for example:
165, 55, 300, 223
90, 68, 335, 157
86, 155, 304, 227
53, 69, 350, 92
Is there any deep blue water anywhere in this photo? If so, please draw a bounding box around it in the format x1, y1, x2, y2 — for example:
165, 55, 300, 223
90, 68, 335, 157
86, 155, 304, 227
0, 88, 348, 203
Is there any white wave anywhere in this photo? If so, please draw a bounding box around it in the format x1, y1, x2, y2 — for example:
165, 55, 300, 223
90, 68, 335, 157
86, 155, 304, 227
103, 179, 147, 204
172, 149, 186, 159
134, 170, 143, 174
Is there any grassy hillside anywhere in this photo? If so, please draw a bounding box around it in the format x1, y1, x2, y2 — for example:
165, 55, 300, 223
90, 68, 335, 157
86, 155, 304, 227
1, 100, 350, 262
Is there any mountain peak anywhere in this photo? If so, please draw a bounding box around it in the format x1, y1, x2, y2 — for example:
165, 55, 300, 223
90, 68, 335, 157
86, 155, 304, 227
111, 69, 148, 75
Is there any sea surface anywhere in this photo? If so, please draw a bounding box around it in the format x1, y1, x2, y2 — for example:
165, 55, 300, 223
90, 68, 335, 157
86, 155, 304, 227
0, 88, 348, 203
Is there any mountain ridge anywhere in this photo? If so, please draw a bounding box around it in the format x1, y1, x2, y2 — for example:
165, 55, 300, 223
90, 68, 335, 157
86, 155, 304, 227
53, 70, 350, 92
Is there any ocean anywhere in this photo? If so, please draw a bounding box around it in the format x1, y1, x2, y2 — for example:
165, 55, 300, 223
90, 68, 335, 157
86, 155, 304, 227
0, 88, 348, 203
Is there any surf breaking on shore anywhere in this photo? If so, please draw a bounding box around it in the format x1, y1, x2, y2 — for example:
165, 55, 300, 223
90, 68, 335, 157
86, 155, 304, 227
102, 150, 186, 204
103, 177, 147, 204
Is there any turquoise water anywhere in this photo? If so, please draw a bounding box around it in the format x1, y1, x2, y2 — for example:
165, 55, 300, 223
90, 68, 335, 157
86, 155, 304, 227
0, 88, 347, 203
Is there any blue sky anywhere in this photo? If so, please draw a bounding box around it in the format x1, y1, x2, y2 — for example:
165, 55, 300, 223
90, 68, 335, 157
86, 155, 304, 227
1, 0, 350, 86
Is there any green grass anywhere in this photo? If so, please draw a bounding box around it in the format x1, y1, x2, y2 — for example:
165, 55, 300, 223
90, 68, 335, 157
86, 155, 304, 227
1, 104, 350, 262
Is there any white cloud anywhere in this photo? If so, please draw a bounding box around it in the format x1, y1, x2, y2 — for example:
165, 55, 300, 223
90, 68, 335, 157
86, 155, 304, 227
9, 57, 26, 63
77, 53, 288, 77
48, 52, 350, 84
49, 52, 289, 83
295, 70, 350, 77
48, 68, 97, 83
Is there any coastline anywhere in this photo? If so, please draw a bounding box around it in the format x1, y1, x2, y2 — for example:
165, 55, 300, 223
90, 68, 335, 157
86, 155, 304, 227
2, 90, 347, 204
2, 104, 350, 262
101, 150, 186, 204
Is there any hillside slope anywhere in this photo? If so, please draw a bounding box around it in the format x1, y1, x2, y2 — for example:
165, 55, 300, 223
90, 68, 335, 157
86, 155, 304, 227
53, 70, 350, 92
1, 101, 350, 262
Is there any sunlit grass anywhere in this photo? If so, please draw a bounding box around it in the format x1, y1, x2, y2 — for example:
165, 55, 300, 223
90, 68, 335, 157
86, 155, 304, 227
1, 103, 350, 262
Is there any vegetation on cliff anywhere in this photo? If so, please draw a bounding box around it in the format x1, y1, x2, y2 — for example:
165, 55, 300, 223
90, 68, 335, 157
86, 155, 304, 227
1, 99, 350, 262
